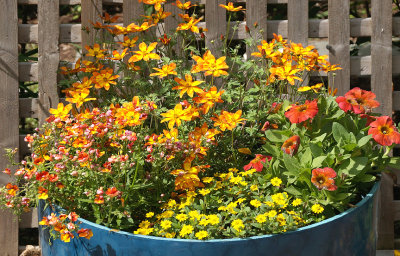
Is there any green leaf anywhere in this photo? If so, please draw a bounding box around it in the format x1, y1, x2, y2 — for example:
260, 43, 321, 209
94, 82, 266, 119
343, 143, 358, 151
389, 157, 400, 169
332, 122, 349, 144
301, 148, 313, 166
282, 153, 301, 174
312, 156, 327, 168
310, 143, 323, 157
339, 157, 368, 176
265, 129, 289, 143
357, 135, 372, 148
311, 134, 327, 143
284, 186, 302, 196
263, 142, 281, 158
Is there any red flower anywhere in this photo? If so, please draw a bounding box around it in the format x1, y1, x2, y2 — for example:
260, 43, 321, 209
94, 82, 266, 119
281, 135, 300, 156
368, 116, 400, 146
336, 87, 379, 114
311, 168, 337, 191
243, 154, 271, 172
285, 100, 318, 124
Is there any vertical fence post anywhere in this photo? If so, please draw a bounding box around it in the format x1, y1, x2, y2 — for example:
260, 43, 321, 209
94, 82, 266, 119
38, 0, 60, 125
328, 0, 350, 96
81, 0, 103, 52
0, 0, 19, 255
246, 0, 267, 58
164, 1, 183, 55
372, 0, 394, 249
287, 0, 308, 46
205, 0, 226, 57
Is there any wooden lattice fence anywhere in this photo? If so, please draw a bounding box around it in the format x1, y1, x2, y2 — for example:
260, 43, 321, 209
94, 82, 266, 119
0, 0, 399, 255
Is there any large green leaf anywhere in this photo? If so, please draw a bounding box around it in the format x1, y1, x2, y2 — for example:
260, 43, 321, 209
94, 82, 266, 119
339, 157, 368, 176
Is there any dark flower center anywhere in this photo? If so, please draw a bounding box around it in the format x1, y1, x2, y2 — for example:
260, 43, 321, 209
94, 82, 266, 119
380, 126, 390, 134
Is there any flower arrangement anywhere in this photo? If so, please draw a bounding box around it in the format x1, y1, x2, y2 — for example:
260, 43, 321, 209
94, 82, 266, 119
1, 0, 400, 242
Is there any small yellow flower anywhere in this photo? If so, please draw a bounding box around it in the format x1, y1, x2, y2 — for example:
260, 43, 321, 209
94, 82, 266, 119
139, 220, 151, 228
179, 224, 194, 237
267, 210, 277, 218
188, 210, 201, 221
250, 199, 262, 208
255, 214, 267, 223
167, 199, 177, 208
175, 213, 188, 222
207, 214, 220, 225
146, 212, 155, 218
270, 177, 282, 187
228, 168, 239, 173
231, 219, 244, 232
311, 203, 324, 214
199, 218, 209, 226
198, 188, 210, 196
195, 230, 208, 240
202, 177, 214, 183
250, 184, 258, 191
165, 232, 176, 238
265, 201, 275, 207
160, 220, 172, 230
187, 191, 197, 198
292, 198, 302, 207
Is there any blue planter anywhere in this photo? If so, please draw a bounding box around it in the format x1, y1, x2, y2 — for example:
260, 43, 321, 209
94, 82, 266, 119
39, 182, 379, 256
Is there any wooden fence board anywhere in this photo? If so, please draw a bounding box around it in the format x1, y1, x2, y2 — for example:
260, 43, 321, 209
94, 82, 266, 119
81, 0, 103, 50
38, 0, 60, 125
205, 0, 226, 56
378, 173, 395, 249
123, 0, 143, 26
371, 0, 392, 117
0, 0, 20, 255
246, 0, 268, 58
288, 0, 308, 45
19, 210, 38, 229
328, 0, 350, 96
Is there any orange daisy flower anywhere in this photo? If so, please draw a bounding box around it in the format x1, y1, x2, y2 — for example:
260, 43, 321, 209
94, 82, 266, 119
219, 2, 245, 12
150, 63, 177, 78
285, 100, 318, 124
128, 42, 160, 63
281, 135, 300, 156
368, 116, 400, 146
77, 228, 93, 240
311, 167, 337, 191
173, 74, 204, 98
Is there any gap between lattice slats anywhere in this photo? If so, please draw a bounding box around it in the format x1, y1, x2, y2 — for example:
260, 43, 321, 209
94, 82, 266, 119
328, 0, 350, 96
0, 0, 20, 255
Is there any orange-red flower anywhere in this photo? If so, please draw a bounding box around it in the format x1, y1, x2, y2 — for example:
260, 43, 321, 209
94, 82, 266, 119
285, 100, 318, 124
77, 228, 93, 239
6, 183, 18, 196
106, 187, 121, 198
150, 63, 177, 78
336, 87, 380, 114
281, 135, 300, 156
368, 116, 400, 146
311, 167, 337, 191
243, 154, 271, 172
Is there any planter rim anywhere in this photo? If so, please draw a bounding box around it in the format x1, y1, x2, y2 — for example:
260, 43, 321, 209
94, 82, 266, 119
61, 181, 379, 243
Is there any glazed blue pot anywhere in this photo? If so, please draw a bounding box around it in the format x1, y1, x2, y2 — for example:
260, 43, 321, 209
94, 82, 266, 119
39, 182, 379, 256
